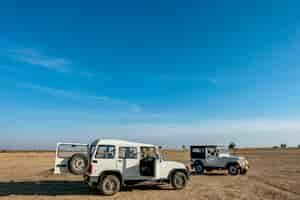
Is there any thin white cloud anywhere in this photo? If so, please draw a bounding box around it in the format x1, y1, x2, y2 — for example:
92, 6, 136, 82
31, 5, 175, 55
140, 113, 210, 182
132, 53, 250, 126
87, 119, 300, 136
9, 48, 97, 78
6, 117, 299, 148
79, 119, 300, 147
10, 48, 71, 73
2, 104, 300, 148
159, 74, 217, 85
17, 82, 141, 112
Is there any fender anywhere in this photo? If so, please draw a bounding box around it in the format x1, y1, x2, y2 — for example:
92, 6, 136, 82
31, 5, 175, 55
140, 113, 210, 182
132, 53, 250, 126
167, 168, 189, 181
98, 170, 123, 184
192, 159, 204, 168
225, 161, 240, 169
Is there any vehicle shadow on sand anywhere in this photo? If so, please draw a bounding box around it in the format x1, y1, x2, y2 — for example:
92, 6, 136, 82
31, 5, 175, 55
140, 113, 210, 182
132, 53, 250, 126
190, 172, 227, 176
0, 180, 88, 196
0, 180, 172, 196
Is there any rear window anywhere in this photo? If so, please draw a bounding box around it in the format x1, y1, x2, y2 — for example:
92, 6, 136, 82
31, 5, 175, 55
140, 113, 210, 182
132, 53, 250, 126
191, 147, 205, 159
95, 145, 115, 159
57, 144, 88, 158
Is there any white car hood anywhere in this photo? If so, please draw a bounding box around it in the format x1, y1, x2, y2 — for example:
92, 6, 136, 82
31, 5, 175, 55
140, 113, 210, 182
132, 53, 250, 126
219, 154, 243, 160
161, 160, 186, 169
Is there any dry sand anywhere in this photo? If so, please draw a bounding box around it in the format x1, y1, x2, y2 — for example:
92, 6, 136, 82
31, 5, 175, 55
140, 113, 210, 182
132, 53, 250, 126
0, 148, 299, 200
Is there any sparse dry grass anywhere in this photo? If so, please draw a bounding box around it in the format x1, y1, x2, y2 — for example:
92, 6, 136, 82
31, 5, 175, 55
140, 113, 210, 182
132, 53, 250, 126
0, 148, 299, 200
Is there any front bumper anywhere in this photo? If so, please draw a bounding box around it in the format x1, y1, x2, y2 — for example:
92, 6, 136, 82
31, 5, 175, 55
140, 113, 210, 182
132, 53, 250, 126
240, 161, 249, 174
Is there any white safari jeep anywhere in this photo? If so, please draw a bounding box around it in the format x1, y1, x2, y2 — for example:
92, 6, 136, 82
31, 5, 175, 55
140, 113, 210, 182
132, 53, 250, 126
84, 139, 189, 195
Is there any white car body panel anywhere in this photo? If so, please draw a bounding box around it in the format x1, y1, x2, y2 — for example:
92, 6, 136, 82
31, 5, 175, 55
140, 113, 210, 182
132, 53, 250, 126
159, 161, 186, 179
54, 143, 89, 174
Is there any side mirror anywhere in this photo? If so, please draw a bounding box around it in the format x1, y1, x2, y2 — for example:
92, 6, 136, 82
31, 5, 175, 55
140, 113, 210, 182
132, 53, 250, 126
156, 155, 161, 162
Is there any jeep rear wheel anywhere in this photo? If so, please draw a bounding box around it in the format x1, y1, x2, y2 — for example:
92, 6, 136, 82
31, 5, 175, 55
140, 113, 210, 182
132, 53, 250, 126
171, 171, 187, 190
228, 165, 240, 176
98, 175, 120, 196
195, 163, 204, 175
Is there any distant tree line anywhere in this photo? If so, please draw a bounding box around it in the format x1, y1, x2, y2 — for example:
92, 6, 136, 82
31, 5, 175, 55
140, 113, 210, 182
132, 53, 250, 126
228, 142, 236, 150
273, 144, 300, 149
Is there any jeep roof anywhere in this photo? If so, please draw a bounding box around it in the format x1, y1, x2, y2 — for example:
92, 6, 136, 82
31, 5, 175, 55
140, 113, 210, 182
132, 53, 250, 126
191, 145, 225, 148
91, 139, 155, 148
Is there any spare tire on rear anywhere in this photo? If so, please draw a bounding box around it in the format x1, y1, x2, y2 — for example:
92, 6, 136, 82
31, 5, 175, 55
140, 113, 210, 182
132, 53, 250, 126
68, 153, 88, 175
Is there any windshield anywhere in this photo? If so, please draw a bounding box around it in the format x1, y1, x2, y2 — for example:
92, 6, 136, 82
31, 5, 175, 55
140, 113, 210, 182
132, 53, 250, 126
158, 151, 164, 161
89, 145, 96, 158
141, 146, 160, 160
216, 147, 230, 156
57, 144, 89, 158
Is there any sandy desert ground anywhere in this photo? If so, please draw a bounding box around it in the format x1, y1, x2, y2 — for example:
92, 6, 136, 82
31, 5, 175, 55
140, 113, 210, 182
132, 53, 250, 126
0, 148, 299, 200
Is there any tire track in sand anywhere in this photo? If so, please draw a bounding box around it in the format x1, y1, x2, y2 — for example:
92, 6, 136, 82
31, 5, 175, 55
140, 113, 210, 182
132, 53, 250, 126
248, 175, 300, 198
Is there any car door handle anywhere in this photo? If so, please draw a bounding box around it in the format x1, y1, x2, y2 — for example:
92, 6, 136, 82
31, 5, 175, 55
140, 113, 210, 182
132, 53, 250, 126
56, 164, 67, 167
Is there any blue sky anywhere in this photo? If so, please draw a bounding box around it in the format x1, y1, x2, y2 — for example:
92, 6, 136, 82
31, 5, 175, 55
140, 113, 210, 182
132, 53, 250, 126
1, 0, 300, 149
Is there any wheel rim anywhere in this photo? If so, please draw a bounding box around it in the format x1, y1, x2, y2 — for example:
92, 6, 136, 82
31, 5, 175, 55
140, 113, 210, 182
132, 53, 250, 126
74, 158, 84, 170
104, 178, 118, 193
229, 166, 237, 174
196, 165, 203, 172
175, 175, 184, 186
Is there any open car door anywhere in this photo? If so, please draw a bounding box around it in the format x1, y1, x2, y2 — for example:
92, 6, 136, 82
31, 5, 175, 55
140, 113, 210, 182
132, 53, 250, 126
54, 143, 89, 175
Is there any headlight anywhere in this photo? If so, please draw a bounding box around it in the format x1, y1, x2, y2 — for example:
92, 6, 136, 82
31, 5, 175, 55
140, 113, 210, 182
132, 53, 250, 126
238, 159, 245, 166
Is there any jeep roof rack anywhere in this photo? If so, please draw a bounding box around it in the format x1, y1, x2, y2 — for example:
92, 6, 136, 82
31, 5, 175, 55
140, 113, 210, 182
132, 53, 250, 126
191, 145, 225, 148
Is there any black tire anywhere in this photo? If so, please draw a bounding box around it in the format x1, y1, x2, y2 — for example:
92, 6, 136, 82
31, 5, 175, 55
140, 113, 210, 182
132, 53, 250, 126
98, 175, 121, 196
228, 164, 240, 176
171, 171, 187, 190
240, 169, 248, 175
194, 162, 204, 175
68, 153, 88, 175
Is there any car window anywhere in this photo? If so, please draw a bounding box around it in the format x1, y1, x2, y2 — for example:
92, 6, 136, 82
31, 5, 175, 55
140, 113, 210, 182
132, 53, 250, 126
57, 144, 88, 158
191, 147, 204, 153
119, 147, 137, 159
141, 147, 157, 159
207, 147, 217, 157
191, 147, 205, 159
95, 145, 115, 159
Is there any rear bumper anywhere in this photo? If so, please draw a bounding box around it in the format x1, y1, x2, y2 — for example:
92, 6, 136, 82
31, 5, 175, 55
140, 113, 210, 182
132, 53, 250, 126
83, 174, 89, 184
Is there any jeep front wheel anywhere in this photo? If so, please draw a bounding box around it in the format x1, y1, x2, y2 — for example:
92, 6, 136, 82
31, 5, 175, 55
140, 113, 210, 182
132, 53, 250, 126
171, 171, 187, 190
98, 175, 120, 196
240, 169, 248, 175
228, 165, 240, 176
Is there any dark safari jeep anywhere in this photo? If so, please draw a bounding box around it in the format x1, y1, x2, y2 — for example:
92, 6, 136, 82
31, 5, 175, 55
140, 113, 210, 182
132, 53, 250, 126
190, 145, 249, 175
